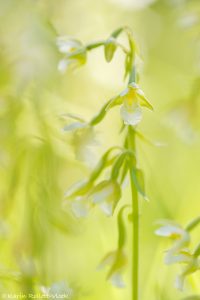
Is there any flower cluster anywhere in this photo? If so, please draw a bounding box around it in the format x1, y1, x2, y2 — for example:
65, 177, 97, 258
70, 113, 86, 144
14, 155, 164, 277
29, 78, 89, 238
57, 27, 152, 291
155, 217, 200, 290
63, 148, 128, 218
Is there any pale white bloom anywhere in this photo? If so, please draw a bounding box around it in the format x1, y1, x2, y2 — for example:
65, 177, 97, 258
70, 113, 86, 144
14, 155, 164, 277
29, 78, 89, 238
155, 221, 190, 265
90, 180, 121, 216
107, 82, 153, 126
110, 0, 155, 10
56, 37, 82, 54
98, 249, 127, 288
56, 36, 87, 73
63, 117, 97, 165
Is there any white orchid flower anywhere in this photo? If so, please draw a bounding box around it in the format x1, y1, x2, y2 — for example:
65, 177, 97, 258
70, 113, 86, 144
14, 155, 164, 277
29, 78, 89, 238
106, 82, 153, 126
155, 220, 190, 265
63, 180, 93, 218
63, 115, 97, 164
174, 250, 200, 290
56, 36, 87, 73
98, 249, 127, 288
89, 179, 121, 216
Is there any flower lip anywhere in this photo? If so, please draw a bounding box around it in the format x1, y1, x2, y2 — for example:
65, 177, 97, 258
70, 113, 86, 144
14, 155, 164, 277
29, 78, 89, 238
120, 103, 142, 126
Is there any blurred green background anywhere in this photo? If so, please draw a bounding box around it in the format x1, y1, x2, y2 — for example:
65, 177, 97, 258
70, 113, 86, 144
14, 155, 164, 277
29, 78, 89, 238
0, 0, 200, 299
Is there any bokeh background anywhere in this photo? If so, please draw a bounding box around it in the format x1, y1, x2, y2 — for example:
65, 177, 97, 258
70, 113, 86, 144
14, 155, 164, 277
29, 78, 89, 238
0, 0, 200, 299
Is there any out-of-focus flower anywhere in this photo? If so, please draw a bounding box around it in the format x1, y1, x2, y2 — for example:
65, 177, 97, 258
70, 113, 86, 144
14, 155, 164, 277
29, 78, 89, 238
89, 179, 121, 216
56, 36, 87, 73
64, 178, 121, 217
110, 0, 156, 10
165, 102, 198, 144
41, 281, 74, 299
174, 250, 200, 290
98, 249, 127, 288
62, 115, 97, 164
155, 220, 190, 264
106, 82, 153, 126
63, 180, 92, 218
156, 218, 200, 290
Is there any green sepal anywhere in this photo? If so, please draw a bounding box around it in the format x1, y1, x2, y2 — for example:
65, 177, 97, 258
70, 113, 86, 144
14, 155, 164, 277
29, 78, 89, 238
104, 37, 117, 62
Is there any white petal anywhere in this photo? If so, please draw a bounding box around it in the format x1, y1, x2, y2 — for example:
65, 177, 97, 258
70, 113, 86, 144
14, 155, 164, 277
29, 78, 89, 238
175, 275, 184, 291
63, 122, 86, 132
164, 252, 191, 265
56, 37, 81, 53
93, 185, 114, 203
110, 273, 125, 288
120, 87, 129, 97
100, 202, 113, 216
58, 59, 71, 73
155, 225, 183, 237
120, 104, 142, 126
71, 202, 89, 218
129, 82, 139, 89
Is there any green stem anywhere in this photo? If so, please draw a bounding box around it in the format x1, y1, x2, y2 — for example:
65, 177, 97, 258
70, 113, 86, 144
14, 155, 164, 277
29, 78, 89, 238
128, 126, 139, 300
86, 41, 105, 50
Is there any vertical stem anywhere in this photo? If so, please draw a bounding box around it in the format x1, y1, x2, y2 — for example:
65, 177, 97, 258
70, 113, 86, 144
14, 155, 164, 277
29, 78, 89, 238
128, 127, 139, 300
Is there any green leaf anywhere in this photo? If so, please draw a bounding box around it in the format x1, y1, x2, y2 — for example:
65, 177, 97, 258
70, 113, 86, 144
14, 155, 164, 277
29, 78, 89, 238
193, 242, 200, 257
185, 216, 200, 232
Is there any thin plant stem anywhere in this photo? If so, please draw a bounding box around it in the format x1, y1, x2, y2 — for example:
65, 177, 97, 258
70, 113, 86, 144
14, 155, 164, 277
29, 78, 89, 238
126, 62, 140, 300
128, 127, 139, 300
